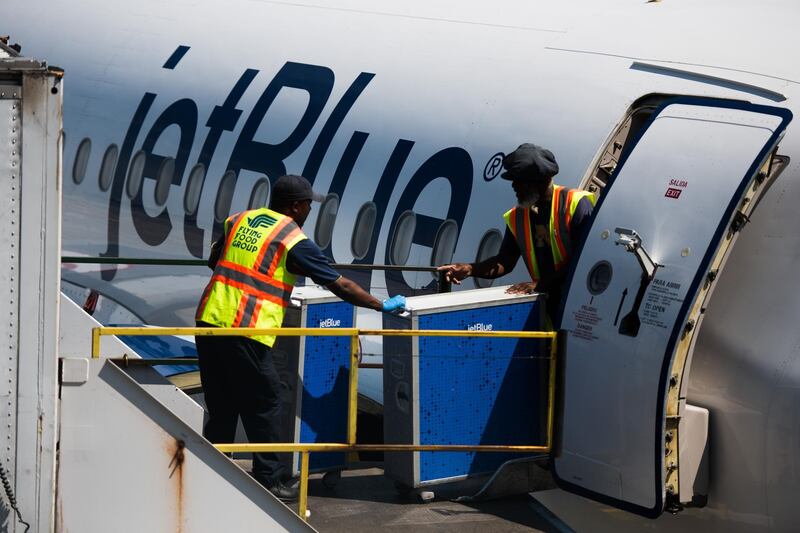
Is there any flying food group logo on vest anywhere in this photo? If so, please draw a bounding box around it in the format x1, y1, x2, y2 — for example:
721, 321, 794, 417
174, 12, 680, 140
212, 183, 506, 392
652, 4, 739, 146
248, 214, 277, 229
231, 214, 277, 252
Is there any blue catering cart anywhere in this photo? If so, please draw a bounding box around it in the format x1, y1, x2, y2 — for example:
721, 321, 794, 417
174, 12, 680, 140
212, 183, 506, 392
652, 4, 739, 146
272, 285, 355, 485
382, 286, 547, 491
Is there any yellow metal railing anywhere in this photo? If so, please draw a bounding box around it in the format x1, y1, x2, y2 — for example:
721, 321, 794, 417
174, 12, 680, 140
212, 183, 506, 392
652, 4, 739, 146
92, 326, 558, 521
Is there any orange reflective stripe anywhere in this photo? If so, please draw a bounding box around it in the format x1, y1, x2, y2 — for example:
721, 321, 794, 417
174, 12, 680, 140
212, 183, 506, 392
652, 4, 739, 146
218, 259, 293, 293
504, 185, 591, 282
231, 293, 249, 327
249, 299, 264, 327
253, 215, 293, 269
240, 294, 260, 327
220, 213, 248, 260
195, 282, 215, 320
209, 273, 289, 308
521, 208, 532, 260
223, 212, 238, 236
565, 189, 576, 228
505, 207, 538, 282
552, 187, 568, 268
262, 224, 298, 273
551, 187, 572, 270
198, 208, 305, 346
266, 226, 303, 277
509, 208, 517, 235
522, 208, 540, 281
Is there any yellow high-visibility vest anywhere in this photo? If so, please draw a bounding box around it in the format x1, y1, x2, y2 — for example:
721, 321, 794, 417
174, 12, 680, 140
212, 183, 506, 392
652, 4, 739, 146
196, 208, 307, 346
503, 185, 596, 283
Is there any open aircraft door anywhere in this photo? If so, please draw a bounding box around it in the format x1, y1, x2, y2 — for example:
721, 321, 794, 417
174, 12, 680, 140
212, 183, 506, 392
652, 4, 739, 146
553, 97, 792, 517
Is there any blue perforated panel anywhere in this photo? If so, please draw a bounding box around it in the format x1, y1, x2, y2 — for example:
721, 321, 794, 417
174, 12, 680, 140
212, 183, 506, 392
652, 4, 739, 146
417, 301, 546, 482
299, 302, 353, 471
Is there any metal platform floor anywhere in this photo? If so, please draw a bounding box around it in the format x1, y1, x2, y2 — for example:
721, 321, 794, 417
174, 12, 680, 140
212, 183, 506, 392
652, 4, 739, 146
292, 467, 567, 532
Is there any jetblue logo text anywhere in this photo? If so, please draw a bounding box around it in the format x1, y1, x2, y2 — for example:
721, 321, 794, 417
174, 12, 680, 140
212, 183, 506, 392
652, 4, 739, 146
96, 45, 475, 298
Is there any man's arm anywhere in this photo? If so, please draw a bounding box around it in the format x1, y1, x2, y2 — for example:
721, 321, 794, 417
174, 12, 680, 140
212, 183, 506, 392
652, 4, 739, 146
437, 229, 519, 284
325, 277, 383, 311
208, 236, 224, 270
287, 240, 402, 312
569, 196, 594, 243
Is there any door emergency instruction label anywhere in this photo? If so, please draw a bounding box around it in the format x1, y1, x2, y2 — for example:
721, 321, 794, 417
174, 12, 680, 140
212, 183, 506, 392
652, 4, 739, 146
641, 279, 683, 329
572, 304, 601, 341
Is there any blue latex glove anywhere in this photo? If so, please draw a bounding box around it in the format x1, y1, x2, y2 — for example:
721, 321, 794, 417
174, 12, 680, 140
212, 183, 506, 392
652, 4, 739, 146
382, 295, 406, 314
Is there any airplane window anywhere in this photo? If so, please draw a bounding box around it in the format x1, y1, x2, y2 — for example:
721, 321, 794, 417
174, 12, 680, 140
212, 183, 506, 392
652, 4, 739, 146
153, 157, 175, 207
430, 219, 459, 274
183, 163, 205, 216
314, 193, 339, 249
351, 201, 377, 260
248, 177, 270, 209
125, 150, 146, 199
98, 144, 119, 192
214, 170, 237, 222
473, 229, 502, 288
587, 260, 613, 295
72, 138, 91, 185
390, 210, 416, 265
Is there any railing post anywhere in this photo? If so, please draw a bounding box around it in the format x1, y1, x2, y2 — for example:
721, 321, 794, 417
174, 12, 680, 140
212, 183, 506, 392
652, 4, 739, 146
91, 327, 101, 358
299, 451, 310, 521
347, 334, 359, 446
545, 332, 558, 451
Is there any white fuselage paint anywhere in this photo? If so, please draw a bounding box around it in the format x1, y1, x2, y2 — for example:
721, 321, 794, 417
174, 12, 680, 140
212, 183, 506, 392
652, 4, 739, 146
3, 0, 800, 530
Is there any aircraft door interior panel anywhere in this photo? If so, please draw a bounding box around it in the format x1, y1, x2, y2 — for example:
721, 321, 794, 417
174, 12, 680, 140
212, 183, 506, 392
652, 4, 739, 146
554, 97, 792, 517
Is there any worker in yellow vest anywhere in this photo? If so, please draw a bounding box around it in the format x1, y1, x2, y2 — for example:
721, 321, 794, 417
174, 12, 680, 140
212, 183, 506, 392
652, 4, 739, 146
437, 144, 595, 327
195, 174, 406, 502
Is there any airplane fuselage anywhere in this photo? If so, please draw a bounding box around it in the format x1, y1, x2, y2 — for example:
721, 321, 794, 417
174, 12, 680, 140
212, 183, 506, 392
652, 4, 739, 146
4, 0, 800, 530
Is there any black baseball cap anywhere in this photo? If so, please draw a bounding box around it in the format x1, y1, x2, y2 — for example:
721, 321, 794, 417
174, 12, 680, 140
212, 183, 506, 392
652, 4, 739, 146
501, 143, 559, 183
270, 175, 325, 206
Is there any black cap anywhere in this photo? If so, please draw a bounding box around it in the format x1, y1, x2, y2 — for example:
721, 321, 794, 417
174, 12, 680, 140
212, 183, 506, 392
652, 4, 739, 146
270, 175, 325, 206
501, 143, 559, 183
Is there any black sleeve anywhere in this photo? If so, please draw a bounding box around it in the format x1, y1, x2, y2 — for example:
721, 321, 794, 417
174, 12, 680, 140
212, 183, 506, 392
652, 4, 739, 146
208, 236, 224, 270
569, 197, 594, 243
286, 239, 341, 286
496, 228, 521, 269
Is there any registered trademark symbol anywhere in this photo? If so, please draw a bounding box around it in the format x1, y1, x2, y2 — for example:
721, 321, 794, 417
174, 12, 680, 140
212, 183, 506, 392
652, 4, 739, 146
484, 152, 504, 181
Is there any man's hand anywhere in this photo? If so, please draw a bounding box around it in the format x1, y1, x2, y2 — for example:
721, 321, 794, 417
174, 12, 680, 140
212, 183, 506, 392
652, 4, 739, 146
436, 263, 473, 285
506, 281, 537, 295
382, 295, 407, 314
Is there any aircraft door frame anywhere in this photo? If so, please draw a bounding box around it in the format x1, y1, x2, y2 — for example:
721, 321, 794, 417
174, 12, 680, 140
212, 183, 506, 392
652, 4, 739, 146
552, 96, 792, 517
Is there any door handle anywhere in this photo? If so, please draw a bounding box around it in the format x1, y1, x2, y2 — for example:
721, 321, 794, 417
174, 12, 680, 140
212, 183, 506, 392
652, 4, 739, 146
614, 228, 662, 337
614, 227, 660, 281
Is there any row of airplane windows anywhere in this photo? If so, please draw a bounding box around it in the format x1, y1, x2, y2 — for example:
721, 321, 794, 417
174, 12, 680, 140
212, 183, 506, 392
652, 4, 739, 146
71, 137, 502, 287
